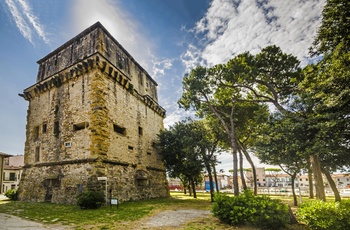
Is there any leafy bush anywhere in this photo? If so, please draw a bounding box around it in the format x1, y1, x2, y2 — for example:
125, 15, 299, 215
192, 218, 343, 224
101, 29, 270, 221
212, 190, 289, 229
297, 200, 350, 230
77, 190, 104, 209
4, 189, 18, 200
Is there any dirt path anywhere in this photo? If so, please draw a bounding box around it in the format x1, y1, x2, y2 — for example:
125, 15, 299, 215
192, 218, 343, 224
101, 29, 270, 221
137, 209, 211, 229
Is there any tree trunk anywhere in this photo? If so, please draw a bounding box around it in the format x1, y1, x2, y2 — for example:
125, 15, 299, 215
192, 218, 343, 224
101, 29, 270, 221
288, 205, 298, 224
191, 178, 197, 198
322, 169, 341, 202
311, 155, 326, 201
206, 163, 214, 202
291, 173, 298, 206
239, 149, 247, 190
307, 163, 314, 198
240, 143, 257, 195
232, 148, 239, 196
180, 177, 187, 194
212, 162, 220, 192
206, 99, 239, 195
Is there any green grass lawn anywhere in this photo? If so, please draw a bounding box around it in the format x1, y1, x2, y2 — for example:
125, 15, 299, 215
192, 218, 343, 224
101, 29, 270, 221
0, 192, 325, 230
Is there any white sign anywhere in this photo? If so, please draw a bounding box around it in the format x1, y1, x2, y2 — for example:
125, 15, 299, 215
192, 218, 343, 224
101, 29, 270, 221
111, 198, 118, 205
97, 177, 107, 181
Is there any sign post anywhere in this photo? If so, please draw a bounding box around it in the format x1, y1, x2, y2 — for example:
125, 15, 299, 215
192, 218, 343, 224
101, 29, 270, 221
110, 198, 118, 209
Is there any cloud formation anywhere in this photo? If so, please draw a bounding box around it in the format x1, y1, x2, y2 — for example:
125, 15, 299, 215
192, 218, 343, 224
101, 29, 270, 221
182, 0, 326, 70
5, 0, 49, 45
71, 0, 151, 73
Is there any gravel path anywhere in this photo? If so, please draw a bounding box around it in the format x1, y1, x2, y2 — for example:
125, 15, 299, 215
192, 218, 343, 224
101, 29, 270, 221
143, 209, 211, 228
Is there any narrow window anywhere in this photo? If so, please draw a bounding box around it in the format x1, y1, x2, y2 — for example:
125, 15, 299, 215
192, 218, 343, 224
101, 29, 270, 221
35, 146, 40, 162
113, 124, 126, 135
42, 123, 47, 134
34, 126, 39, 140
138, 126, 143, 136
147, 152, 152, 155
128, 146, 134, 150
54, 121, 59, 137
9, 173, 15, 181
73, 122, 89, 131
138, 71, 143, 86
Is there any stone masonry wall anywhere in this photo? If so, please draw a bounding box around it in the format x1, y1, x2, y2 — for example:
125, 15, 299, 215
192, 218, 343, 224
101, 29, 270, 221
19, 22, 169, 204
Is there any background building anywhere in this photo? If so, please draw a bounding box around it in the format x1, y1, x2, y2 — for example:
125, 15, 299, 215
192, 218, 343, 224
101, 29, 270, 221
0, 152, 12, 194
18, 22, 168, 204
2, 155, 24, 193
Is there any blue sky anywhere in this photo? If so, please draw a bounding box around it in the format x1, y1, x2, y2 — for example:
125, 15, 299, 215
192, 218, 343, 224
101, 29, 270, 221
0, 0, 325, 172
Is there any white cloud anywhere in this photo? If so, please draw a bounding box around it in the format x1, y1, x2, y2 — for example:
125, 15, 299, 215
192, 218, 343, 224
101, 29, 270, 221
17, 0, 49, 44
183, 0, 326, 69
5, 0, 32, 44
163, 106, 195, 129
151, 58, 174, 81
70, 0, 156, 74
5, 0, 49, 45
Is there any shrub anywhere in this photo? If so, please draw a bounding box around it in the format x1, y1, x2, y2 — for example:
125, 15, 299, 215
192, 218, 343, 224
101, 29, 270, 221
77, 190, 105, 209
212, 190, 289, 229
4, 189, 18, 200
297, 200, 350, 230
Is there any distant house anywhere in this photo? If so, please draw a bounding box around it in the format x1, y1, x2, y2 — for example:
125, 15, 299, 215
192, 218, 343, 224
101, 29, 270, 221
2, 155, 24, 193
265, 174, 292, 187
0, 152, 13, 194
246, 167, 266, 187
330, 173, 350, 189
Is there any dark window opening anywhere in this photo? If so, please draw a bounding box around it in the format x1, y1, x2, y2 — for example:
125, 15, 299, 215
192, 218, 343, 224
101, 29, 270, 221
73, 122, 89, 131
128, 146, 134, 150
42, 123, 47, 134
34, 126, 39, 140
54, 121, 60, 137
114, 124, 126, 135
136, 179, 149, 187
9, 173, 16, 181
138, 126, 143, 136
35, 146, 40, 162
147, 152, 152, 155
138, 71, 143, 86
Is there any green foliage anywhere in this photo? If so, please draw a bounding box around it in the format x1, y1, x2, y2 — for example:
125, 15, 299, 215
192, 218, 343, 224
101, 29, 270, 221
297, 200, 350, 230
4, 189, 18, 201
212, 191, 289, 229
156, 119, 210, 193
310, 0, 350, 56
76, 190, 104, 209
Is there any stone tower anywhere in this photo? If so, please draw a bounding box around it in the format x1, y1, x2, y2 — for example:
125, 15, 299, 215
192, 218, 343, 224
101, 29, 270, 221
18, 22, 169, 204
